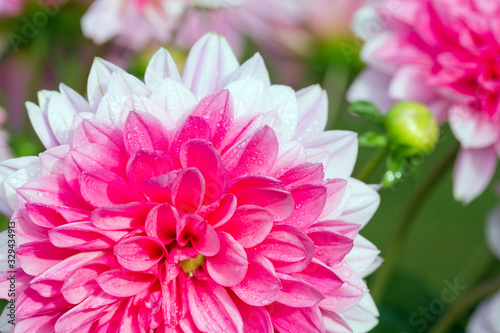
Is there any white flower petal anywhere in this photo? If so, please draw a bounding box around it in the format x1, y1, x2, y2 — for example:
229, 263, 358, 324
182, 33, 239, 99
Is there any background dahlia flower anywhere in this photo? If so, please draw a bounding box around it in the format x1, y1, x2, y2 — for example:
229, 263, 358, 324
0, 33, 381, 332
348, 0, 500, 204
81, 0, 306, 54
0, 0, 24, 16
466, 202, 500, 333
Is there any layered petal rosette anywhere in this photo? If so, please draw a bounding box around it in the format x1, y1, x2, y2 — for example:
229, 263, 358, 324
0, 34, 381, 332
348, 0, 500, 204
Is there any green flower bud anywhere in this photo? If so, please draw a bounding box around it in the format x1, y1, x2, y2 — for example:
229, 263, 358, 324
384, 101, 438, 157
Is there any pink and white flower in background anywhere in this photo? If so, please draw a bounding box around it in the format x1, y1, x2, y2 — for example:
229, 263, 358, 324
348, 0, 500, 204
81, 0, 308, 54
305, 0, 369, 39
0, 33, 381, 332
0, 0, 24, 16
466, 202, 500, 333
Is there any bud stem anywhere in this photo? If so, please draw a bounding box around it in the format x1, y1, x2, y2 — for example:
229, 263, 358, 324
428, 274, 500, 333
355, 146, 389, 183
369, 144, 459, 303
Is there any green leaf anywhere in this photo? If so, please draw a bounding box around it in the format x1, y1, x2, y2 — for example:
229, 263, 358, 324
359, 132, 388, 148
382, 154, 406, 189
349, 101, 384, 125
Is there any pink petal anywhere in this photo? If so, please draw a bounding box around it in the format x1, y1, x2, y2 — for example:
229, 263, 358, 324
199, 193, 237, 228
171, 117, 212, 159
306, 221, 360, 241
228, 126, 279, 178
319, 179, 348, 220
64, 143, 126, 193
114, 236, 166, 271
182, 33, 239, 99
49, 222, 126, 250
280, 184, 327, 229
18, 174, 91, 212
126, 149, 175, 198
40, 145, 69, 176
389, 65, 437, 101
206, 232, 248, 287
256, 225, 315, 274
230, 252, 281, 307
268, 303, 325, 333
72, 119, 124, 152
145, 203, 180, 245
80, 169, 136, 208
229, 291, 274, 333
187, 277, 243, 333
219, 113, 265, 156
160, 270, 188, 327
179, 139, 227, 205
0, 269, 31, 300
236, 188, 294, 221
97, 268, 157, 297
62, 261, 111, 304
278, 163, 325, 188
228, 175, 285, 194
292, 259, 343, 296
305, 229, 354, 266
26, 203, 68, 228
14, 313, 62, 333
177, 214, 220, 256
123, 111, 169, 156
191, 90, 234, 147
320, 263, 365, 312
29, 250, 107, 290
10, 211, 47, 244
453, 147, 497, 204
16, 240, 79, 276
142, 170, 180, 204
221, 205, 273, 248
91, 202, 156, 230
172, 168, 205, 214
17, 288, 71, 318
275, 273, 325, 307
54, 290, 119, 332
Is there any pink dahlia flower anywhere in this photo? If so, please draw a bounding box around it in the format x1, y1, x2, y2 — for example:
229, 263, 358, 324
348, 0, 500, 204
0, 33, 381, 332
466, 203, 500, 332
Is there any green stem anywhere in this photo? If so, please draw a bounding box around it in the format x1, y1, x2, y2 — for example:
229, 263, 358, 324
356, 146, 389, 182
427, 274, 500, 333
370, 144, 459, 303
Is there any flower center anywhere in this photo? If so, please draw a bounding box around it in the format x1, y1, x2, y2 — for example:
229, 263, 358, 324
179, 254, 206, 275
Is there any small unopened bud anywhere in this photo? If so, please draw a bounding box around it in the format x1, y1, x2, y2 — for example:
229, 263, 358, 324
384, 101, 438, 157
